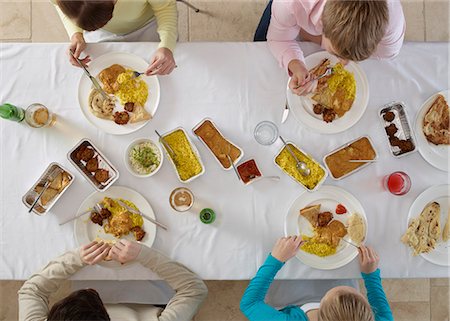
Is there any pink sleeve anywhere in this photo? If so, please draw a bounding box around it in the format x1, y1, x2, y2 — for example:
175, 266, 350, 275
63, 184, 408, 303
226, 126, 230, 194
371, 0, 405, 60
267, 0, 304, 73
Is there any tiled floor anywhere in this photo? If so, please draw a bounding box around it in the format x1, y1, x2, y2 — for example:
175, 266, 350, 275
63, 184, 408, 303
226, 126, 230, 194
1, 0, 449, 320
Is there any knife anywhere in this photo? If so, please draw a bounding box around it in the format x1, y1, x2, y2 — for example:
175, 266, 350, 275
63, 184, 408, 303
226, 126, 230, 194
117, 200, 168, 231
281, 100, 290, 124
69, 50, 109, 99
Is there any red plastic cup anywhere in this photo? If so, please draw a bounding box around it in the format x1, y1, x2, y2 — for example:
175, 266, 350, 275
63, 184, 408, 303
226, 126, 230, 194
383, 171, 411, 195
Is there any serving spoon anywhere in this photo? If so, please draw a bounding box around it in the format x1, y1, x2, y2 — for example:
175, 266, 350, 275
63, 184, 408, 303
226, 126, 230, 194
279, 136, 311, 176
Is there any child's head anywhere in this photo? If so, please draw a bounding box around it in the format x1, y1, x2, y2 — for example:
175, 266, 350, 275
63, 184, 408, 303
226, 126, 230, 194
321, 0, 389, 62
319, 286, 374, 321
47, 288, 110, 321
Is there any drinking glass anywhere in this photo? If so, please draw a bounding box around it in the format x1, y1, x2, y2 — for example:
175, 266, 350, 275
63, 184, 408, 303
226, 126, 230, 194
383, 171, 411, 195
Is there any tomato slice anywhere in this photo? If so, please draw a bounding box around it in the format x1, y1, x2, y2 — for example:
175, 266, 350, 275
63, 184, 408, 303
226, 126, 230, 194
336, 204, 347, 214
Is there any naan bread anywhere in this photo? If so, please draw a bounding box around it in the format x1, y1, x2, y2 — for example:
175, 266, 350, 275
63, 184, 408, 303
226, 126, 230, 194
422, 94, 450, 145
89, 89, 115, 120
129, 104, 152, 123
401, 202, 441, 255
34, 186, 59, 206
348, 213, 365, 245
443, 210, 450, 242
98, 64, 126, 94
300, 204, 321, 227
49, 172, 71, 191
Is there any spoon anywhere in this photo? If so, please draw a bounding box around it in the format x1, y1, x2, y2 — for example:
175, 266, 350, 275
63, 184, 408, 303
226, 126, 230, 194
278, 136, 311, 176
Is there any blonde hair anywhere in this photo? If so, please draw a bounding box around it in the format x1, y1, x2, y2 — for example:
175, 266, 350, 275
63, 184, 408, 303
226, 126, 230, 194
318, 292, 374, 321
322, 0, 389, 61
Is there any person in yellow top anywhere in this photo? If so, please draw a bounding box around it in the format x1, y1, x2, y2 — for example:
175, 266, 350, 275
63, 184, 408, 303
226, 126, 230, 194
53, 0, 178, 75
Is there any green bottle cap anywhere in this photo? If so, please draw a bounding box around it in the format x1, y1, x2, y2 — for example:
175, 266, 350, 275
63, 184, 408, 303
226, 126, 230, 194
199, 208, 216, 224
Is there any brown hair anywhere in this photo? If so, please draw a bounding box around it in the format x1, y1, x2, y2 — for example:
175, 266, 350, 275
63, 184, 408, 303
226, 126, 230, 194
56, 0, 115, 31
318, 292, 374, 321
47, 289, 110, 321
322, 0, 389, 61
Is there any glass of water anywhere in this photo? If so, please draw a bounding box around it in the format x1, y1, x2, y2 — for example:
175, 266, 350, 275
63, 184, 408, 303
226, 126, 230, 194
254, 121, 279, 145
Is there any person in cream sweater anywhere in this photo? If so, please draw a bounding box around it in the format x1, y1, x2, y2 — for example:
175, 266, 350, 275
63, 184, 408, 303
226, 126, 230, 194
18, 240, 208, 321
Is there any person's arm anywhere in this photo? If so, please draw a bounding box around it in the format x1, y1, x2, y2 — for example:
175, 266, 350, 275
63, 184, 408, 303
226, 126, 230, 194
18, 250, 85, 321
18, 242, 110, 321
148, 0, 178, 52
112, 241, 207, 321
362, 269, 394, 321
371, 1, 405, 60
358, 246, 393, 321
267, 0, 303, 72
51, 0, 83, 39
240, 237, 307, 321
137, 246, 207, 321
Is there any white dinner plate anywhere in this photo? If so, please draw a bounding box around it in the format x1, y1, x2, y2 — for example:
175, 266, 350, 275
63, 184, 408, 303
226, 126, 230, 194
287, 51, 369, 134
74, 186, 157, 268
415, 90, 449, 172
284, 185, 367, 270
78, 52, 160, 135
406, 185, 450, 266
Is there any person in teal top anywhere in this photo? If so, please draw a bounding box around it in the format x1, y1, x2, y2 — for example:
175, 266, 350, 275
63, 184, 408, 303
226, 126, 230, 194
240, 236, 394, 321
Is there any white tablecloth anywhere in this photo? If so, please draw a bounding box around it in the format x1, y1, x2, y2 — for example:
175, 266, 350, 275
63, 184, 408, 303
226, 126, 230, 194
0, 42, 448, 280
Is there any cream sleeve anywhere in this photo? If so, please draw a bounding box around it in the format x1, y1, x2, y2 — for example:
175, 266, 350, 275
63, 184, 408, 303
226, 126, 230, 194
148, 0, 178, 51
51, 0, 83, 39
18, 249, 86, 321
136, 246, 208, 321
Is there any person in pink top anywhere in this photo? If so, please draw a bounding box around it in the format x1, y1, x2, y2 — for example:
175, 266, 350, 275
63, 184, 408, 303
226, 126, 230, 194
258, 0, 405, 95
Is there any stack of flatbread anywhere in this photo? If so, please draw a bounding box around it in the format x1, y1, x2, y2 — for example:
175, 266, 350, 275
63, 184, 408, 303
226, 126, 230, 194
34, 171, 71, 206
422, 94, 450, 145
401, 202, 441, 255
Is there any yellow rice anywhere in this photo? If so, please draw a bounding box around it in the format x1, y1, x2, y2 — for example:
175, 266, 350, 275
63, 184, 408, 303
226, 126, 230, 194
301, 235, 336, 257
275, 144, 325, 190
163, 130, 203, 181
115, 70, 148, 106
328, 63, 356, 100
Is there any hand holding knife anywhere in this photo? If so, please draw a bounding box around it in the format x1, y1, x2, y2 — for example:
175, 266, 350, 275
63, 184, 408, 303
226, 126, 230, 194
69, 50, 109, 99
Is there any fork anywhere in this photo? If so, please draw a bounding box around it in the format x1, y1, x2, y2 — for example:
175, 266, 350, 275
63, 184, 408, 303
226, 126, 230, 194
28, 168, 63, 213
132, 71, 144, 79
293, 67, 333, 90
59, 203, 103, 225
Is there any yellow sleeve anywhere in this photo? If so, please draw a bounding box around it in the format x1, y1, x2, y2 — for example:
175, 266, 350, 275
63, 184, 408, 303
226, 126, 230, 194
148, 0, 178, 52
51, 0, 83, 39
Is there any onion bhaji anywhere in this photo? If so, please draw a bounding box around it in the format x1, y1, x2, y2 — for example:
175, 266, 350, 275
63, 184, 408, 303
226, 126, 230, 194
76, 146, 95, 162
131, 226, 146, 241
383, 111, 395, 122
114, 111, 130, 125
318, 211, 333, 227
124, 102, 135, 112
100, 208, 112, 220
322, 108, 336, 123
95, 169, 110, 183
90, 211, 104, 226
86, 157, 99, 173
385, 124, 398, 137
313, 104, 324, 115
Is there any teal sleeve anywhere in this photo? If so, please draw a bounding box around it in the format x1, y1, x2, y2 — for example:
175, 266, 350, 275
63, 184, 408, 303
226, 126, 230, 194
240, 254, 308, 321
362, 269, 394, 321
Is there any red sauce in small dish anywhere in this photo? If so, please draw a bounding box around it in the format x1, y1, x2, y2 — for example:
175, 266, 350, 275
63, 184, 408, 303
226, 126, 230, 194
237, 159, 261, 184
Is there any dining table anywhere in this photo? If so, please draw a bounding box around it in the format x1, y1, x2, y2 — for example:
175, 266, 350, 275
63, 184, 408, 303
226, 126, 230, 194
0, 41, 448, 281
